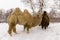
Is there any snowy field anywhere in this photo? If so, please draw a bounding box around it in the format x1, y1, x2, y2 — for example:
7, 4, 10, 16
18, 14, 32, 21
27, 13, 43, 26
0, 23, 60, 40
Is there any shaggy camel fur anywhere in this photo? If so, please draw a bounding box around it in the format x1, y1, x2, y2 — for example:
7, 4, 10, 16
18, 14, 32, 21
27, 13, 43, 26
39, 11, 50, 29
7, 8, 33, 36
7, 8, 42, 36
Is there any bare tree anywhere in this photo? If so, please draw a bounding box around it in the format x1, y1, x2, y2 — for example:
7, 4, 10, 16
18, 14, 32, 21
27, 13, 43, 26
22, 0, 35, 13
38, 0, 44, 13
54, 0, 60, 10
22, 0, 45, 14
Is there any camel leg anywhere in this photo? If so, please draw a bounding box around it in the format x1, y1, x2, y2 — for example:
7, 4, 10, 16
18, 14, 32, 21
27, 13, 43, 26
45, 23, 48, 29
27, 27, 29, 33
13, 26, 17, 33
24, 23, 30, 33
8, 25, 13, 36
24, 24, 27, 31
24, 25, 27, 31
39, 24, 40, 26
46, 23, 49, 28
41, 25, 43, 29
45, 25, 46, 29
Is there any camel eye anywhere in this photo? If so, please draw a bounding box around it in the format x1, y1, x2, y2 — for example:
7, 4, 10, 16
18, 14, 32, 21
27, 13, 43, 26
37, 14, 39, 16
37, 15, 40, 18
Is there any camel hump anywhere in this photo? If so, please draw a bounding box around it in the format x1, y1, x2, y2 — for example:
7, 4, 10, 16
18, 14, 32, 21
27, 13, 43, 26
23, 9, 32, 18
11, 7, 23, 15
24, 9, 31, 15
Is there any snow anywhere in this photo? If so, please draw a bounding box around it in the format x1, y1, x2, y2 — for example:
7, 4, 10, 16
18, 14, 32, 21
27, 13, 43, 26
0, 23, 60, 40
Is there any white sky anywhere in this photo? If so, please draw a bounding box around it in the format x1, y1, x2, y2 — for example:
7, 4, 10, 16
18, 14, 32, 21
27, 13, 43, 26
0, 0, 25, 11
0, 0, 55, 13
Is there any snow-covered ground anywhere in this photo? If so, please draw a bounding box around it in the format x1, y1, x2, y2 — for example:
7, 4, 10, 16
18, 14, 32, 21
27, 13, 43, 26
0, 23, 60, 40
